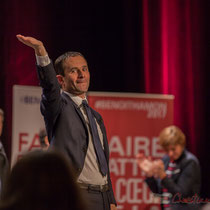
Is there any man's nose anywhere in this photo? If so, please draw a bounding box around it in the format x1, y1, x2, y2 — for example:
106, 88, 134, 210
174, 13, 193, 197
78, 69, 84, 78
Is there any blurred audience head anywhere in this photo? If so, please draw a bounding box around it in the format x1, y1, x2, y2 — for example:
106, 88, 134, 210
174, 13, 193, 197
38, 129, 49, 150
159, 125, 186, 160
0, 150, 85, 210
0, 109, 4, 137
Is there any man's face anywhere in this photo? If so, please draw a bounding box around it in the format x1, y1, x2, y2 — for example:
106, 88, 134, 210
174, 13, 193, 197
58, 56, 90, 98
0, 115, 3, 137
165, 144, 184, 161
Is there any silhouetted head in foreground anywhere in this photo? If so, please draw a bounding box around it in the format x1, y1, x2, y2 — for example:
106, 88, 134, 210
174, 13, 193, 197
0, 150, 85, 210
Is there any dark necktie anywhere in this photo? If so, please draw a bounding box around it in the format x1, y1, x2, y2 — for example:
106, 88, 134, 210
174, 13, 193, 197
82, 100, 108, 176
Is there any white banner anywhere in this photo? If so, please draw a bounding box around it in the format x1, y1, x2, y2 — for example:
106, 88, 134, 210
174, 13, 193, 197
11, 85, 44, 166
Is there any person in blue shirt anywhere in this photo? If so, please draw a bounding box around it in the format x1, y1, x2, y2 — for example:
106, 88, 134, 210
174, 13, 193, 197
137, 125, 201, 210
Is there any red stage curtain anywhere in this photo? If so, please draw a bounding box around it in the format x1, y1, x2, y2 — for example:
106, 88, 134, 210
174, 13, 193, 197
142, 0, 206, 156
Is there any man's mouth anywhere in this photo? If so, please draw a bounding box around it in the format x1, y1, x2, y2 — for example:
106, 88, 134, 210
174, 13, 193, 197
77, 79, 86, 83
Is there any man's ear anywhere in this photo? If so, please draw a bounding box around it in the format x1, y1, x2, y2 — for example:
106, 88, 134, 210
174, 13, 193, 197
56, 75, 64, 86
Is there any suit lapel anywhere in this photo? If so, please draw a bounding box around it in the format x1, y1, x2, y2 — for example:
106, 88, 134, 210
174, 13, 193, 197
62, 92, 109, 161
62, 92, 88, 133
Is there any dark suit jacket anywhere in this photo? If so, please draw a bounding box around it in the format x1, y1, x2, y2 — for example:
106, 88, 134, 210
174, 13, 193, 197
0, 141, 9, 195
36, 62, 116, 205
145, 150, 201, 210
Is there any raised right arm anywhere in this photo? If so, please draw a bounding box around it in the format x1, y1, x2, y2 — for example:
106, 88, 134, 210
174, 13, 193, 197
16, 35, 62, 141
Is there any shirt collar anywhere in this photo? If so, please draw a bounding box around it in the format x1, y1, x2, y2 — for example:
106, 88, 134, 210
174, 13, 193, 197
63, 91, 88, 107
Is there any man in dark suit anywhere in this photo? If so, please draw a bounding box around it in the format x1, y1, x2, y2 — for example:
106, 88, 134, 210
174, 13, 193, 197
137, 125, 201, 210
0, 109, 9, 195
16, 35, 117, 210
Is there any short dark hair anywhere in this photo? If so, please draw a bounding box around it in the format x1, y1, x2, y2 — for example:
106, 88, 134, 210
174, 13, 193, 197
54, 51, 87, 76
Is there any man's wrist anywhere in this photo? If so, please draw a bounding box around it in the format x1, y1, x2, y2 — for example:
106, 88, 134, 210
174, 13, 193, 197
34, 45, 47, 56
36, 54, 50, 67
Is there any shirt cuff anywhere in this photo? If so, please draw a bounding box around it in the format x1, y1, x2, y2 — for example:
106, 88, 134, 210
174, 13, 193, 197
36, 54, 51, 67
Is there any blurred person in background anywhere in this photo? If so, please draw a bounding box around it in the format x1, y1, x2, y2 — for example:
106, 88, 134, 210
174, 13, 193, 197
38, 128, 49, 150
0, 150, 86, 210
137, 125, 201, 210
0, 109, 9, 196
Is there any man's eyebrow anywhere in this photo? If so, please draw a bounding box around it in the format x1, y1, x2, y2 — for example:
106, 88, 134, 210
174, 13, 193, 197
65, 67, 78, 71
70, 67, 78, 70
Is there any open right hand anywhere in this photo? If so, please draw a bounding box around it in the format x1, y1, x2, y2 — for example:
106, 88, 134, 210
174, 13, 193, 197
16, 34, 47, 56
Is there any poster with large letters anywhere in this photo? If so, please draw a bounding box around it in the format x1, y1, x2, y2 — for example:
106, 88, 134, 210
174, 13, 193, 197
12, 86, 174, 209
11, 85, 44, 165
88, 92, 174, 210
